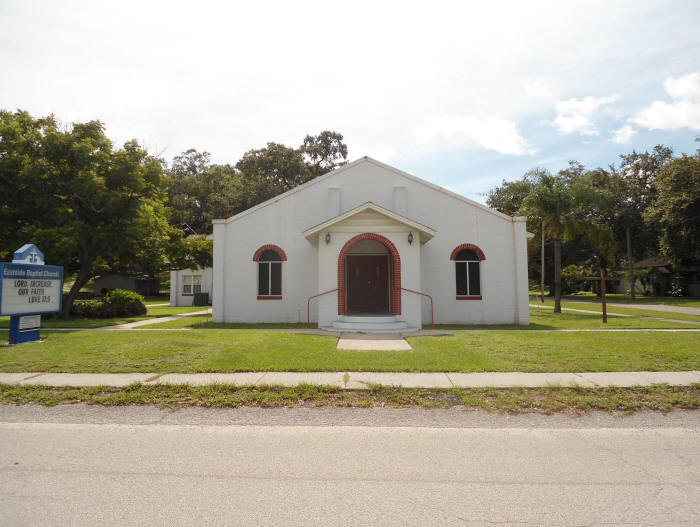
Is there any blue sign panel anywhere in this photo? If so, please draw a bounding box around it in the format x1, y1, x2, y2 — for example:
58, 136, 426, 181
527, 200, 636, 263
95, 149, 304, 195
13, 244, 45, 266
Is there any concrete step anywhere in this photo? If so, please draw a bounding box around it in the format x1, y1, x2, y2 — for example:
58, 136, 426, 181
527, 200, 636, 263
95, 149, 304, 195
328, 315, 415, 333
331, 321, 408, 331
339, 315, 397, 323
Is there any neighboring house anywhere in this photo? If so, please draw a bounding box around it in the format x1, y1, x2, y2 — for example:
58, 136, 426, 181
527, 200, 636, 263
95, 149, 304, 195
170, 267, 214, 306
94, 274, 160, 296
210, 157, 530, 332
620, 256, 700, 297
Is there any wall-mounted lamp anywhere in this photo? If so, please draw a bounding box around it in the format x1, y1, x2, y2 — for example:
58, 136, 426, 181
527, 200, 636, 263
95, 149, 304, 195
407, 232, 414, 245
325, 232, 331, 244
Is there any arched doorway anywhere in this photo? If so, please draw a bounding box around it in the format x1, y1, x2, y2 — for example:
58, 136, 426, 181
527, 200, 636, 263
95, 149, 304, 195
337, 233, 401, 316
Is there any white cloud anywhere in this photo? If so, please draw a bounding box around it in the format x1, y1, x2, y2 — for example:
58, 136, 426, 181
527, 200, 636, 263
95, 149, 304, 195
611, 124, 637, 144
664, 72, 700, 100
414, 114, 533, 156
552, 95, 621, 135
633, 72, 700, 131
525, 80, 552, 98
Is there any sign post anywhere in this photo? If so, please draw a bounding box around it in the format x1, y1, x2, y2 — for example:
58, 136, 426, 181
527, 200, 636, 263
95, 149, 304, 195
1, 244, 64, 344
585, 267, 621, 324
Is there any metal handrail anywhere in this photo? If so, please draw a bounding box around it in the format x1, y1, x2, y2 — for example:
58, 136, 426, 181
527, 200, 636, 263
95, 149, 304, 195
400, 287, 434, 329
307, 288, 345, 328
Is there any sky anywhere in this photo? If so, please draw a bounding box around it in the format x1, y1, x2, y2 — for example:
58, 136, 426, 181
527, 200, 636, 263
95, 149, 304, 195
1, 0, 699, 203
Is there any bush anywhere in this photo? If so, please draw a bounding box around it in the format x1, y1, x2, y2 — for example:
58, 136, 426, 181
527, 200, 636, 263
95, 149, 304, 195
103, 289, 147, 317
71, 289, 146, 318
561, 265, 583, 294
71, 299, 106, 318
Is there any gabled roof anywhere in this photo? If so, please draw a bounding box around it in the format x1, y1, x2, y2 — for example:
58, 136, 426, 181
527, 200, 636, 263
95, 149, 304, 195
303, 202, 436, 244
212, 156, 523, 225
633, 256, 669, 269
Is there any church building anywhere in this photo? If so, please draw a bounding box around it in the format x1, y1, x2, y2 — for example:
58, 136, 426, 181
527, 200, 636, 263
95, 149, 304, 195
209, 157, 530, 332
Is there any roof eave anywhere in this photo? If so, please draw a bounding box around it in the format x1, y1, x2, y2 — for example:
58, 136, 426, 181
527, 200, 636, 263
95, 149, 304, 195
303, 202, 436, 244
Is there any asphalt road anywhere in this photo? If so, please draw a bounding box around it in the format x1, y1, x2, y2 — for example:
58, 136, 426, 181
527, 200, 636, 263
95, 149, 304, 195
1, 406, 698, 526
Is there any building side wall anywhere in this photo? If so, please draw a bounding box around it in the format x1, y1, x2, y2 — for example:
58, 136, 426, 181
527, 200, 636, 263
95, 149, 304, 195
170, 268, 214, 307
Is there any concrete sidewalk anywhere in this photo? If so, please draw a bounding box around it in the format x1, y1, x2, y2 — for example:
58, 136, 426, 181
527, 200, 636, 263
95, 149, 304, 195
102, 309, 211, 329
2, 371, 699, 389
529, 304, 700, 325
552, 298, 700, 316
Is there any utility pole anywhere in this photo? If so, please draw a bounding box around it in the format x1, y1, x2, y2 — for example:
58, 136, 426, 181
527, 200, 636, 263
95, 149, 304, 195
540, 220, 545, 303
626, 226, 635, 299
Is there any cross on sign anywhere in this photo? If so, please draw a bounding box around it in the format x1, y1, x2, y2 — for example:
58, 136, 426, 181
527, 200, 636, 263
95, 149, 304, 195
28, 248, 38, 263
585, 268, 621, 323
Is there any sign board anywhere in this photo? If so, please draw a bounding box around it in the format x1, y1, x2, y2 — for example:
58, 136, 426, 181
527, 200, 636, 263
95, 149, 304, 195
0, 263, 63, 316
2, 244, 64, 345
18, 315, 41, 331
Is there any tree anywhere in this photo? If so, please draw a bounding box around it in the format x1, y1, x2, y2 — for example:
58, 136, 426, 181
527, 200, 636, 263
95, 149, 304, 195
164, 132, 349, 235
234, 142, 311, 210
645, 153, 700, 266
0, 110, 175, 316
486, 177, 535, 217
166, 234, 213, 270
233, 131, 349, 213
300, 130, 348, 177
165, 149, 238, 234
520, 169, 575, 312
520, 165, 616, 312
167, 148, 212, 232
613, 146, 673, 297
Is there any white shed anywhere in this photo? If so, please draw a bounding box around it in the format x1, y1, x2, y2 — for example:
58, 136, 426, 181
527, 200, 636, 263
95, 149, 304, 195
170, 267, 214, 306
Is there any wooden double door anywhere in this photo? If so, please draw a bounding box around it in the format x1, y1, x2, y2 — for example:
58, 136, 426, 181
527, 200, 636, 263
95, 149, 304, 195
346, 255, 390, 313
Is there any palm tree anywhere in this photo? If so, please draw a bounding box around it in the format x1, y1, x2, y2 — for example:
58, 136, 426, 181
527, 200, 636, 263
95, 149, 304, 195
521, 165, 617, 313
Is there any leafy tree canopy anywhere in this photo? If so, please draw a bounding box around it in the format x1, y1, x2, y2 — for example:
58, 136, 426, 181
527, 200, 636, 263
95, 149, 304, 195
646, 152, 700, 266
164, 131, 348, 234
0, 110, 207, 315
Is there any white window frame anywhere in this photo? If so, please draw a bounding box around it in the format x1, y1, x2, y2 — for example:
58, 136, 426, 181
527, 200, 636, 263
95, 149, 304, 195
455, 257, 481, 297
182, 275, 192, 295
182, 274, 202, 295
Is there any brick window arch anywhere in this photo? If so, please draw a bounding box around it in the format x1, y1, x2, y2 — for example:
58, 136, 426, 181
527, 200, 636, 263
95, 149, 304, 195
253, 244, 286, 299
451, 243, 484, 299
337, 233, 401, 315
252, 245, 287, 262
449, 243, 485, 261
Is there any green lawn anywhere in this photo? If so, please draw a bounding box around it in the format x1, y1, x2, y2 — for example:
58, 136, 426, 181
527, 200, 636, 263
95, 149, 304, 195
151, 308, 700, 330
531, 300, 700, 323
143, 296, 172, 305
0, 327, 697, 373
0, 305, 205, 329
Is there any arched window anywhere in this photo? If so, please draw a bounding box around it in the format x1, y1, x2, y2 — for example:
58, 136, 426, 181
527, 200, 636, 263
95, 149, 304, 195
450, 244, 485, 299
253, 245, 286, 299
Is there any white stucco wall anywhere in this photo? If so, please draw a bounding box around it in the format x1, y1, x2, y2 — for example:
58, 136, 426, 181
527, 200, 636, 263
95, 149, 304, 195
170, 267, 214, 306
212, 158, 530, 326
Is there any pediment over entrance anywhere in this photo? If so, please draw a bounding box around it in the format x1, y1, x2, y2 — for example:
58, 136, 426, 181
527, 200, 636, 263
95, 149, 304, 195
303, 202, 436, 244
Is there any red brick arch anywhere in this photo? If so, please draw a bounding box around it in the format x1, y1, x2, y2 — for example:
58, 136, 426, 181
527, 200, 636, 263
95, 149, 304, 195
253, 244, 287, 261
337, 233, 401, 315
450, 243, 486, 261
